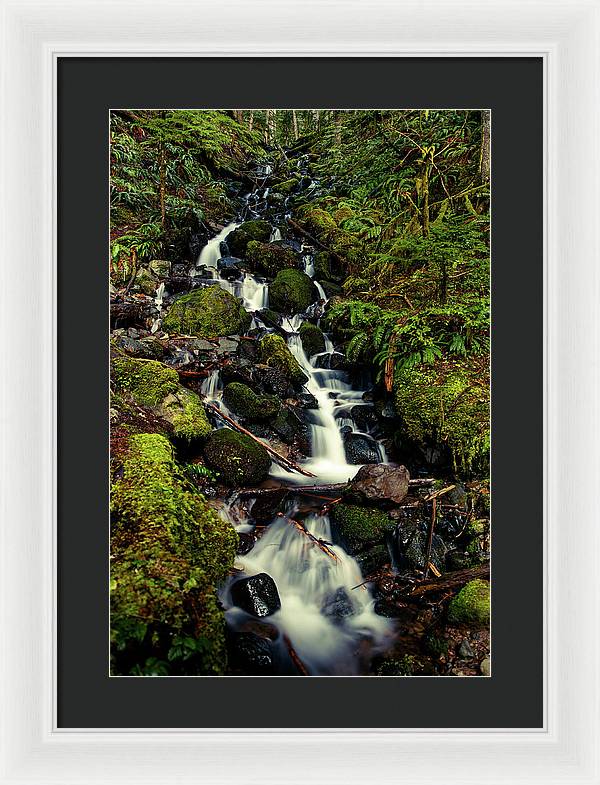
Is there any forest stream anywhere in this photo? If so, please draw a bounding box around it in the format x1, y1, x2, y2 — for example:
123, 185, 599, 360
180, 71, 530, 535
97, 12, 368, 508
110, 110, 491, 678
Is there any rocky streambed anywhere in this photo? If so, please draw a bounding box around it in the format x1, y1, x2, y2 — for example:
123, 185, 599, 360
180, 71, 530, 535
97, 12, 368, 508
110, 158, 490, 677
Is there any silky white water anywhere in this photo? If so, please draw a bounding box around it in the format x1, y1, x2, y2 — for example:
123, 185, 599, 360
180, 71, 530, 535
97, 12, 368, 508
194, 186, 391, 674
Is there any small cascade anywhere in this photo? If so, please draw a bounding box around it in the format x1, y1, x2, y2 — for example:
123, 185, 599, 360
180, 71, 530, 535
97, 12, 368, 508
270, 227, 282, 242
150, 282, 166, 334
224, 507, 391, 675
196, 221, 241, 269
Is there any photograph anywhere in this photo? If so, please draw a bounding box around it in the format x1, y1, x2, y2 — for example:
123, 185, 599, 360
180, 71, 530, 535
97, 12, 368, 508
109, 108, 491, 677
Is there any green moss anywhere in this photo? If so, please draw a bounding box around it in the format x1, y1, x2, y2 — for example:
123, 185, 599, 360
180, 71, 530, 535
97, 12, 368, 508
273, 177, 300, 195
226, 219, 272, 257
299, 321, 325, 357
296, 205, 337, 237
203, 427, 271, 485
246, 240, 299, 275
162, 387, 212, 440
259, 333, 308, 386
448, 579, 490, 626
110, 433, 238, 675
329, 503, 393, 553
134, 267, 158, 295
222, 382, 281, 421
375, 655, 416, 676
112, 355, 179, 407
112, 354, 211, 441
268, 268, 319, 314
162, 285, 251, 337
393, 362, 490, 476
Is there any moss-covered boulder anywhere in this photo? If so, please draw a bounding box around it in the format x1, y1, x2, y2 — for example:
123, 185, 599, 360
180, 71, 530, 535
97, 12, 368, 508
259, 333, 308, 387
393, 360, 490, 476
227, 219, 272, 257
162, 285, 251, 338
269, 269, 319, 314
223, 382, 280, 422
448, 579, 490, 626
314, 250, 345, 283
299, 321, 325, 357
133, 267, 159, 295
111, 353, 211, 441
273, 176, 300, 195
258, 308, 283, 329
245, 240, 299, 275
203, 427, 271, 485
329, 503, 393, 554
110, 433, 238, 675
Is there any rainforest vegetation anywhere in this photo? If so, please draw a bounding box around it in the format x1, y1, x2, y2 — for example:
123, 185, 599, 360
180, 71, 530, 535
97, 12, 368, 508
110, 109, 491, 678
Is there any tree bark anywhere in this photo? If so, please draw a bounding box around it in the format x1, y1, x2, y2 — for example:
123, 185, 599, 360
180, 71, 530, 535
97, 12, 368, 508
292, 109, 299, 141
479, 110, 491, 183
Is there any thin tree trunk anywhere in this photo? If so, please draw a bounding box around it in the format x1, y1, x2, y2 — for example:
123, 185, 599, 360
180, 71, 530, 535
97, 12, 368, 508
248, 111, 254, 132
292, 109, 299, 141
159, 142, 166, 231
479, 110, 491, 183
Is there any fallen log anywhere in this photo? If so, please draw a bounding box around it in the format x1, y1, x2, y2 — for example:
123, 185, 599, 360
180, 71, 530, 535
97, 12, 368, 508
110, 301, 145, 329
237, 478, 435, 498
400, 564, 489, 599
204, 402, 316, 478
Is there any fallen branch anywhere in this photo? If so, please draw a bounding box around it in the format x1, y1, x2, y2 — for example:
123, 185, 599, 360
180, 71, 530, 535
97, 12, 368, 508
237, 478, 434, 498
204, 402, 316, 478
399, 564, 489, 599
284, 515, 340, 563
283, 634, 310, 676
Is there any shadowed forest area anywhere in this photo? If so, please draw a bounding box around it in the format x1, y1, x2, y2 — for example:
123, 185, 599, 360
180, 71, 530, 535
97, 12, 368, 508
110, 109, 490, 677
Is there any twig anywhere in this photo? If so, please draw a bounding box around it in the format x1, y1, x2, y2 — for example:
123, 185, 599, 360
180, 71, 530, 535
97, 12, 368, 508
283, 634, 310, 676
285, 515, 340, 563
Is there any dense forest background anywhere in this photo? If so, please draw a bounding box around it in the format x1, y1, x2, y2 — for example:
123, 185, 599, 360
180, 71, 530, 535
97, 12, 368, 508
110, 108, 490, 677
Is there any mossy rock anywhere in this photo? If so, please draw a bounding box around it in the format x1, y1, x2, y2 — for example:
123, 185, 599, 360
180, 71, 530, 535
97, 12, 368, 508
222, 382, 281, 422
296, 205, 337, 238
227, 220, 272, 257
203, 427, 271, 486
245, 240, 299, 275
259, 333, 308, 387
299, 321, 325, 357
448, 579, 490, 626
162, 285, 251, 338
112, 354, 211, 441
393, 361, 489, 477
273, 176, 300, 195
110, 433, 238, 675
258, 308, 283, 329
314, 250, 345, 284
133, 267, 159, 295
268, 268, 319, 315
329, 503, 393, 554
149, 259, 171, 278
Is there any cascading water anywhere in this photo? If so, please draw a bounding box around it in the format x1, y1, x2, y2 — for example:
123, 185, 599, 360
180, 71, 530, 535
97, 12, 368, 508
194, 172, 391, 674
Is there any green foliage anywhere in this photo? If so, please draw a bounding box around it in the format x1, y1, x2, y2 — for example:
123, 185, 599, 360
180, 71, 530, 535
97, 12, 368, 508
448, 579, 490, 626
162, 285, 252, 337
374, 655, 416, 676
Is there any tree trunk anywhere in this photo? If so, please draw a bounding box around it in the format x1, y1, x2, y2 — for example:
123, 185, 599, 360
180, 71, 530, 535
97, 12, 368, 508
292, 109, 299, 141
479, 110, 491, 183
421, 152, 431, 237
248, 111, 254, 132
159, 142, 166, 231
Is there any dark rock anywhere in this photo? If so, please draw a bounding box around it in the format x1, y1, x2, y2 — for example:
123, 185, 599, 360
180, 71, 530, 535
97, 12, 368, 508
296, 391, 319, 409
220, 359, 255, 388
230, 573, 281, 617
299, 321, 325, 357
237, 533, 256, 555
346, 463, 410, 507
270, 405, 310, 450
321, 587, 356, 622
246, 240, 300, 275
329, 352, 351, 372
250, 489, 289, 524
229, 632, 276, 675
258, 308, 283, 330
329, 504, 393, 555
457, 638, 475, 659
343, 432, 382, 465
217, 256, 245, 280
350, 405, 379, 433
355, 544, 390, 576
203, 428, 271, 486
392, 523, 448, 574
258, 365, 294, 398
269, 269, 319, 315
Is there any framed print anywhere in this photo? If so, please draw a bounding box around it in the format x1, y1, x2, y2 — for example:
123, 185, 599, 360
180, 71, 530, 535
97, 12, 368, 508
1, 1, 599, 783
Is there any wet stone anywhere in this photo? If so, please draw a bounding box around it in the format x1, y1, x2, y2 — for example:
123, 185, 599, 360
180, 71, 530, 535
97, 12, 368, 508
237, 532, 256, 555
229, 632, 276, 675
230, 572, 282, 617
322, 587, 356, 623
457, 638, 475, 659
343, 432, 381, 465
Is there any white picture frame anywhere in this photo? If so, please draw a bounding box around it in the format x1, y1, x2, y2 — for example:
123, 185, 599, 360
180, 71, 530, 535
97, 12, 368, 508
1, 0, 598, 782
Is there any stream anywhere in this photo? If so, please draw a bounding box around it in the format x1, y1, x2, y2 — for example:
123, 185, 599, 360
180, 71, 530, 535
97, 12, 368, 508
185, 168, 394, 675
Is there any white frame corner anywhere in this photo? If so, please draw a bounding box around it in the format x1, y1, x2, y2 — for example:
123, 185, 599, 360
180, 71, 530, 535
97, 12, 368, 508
1, 1, 599, 783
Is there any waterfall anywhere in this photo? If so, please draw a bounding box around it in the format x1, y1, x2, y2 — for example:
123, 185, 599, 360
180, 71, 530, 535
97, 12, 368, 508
196, 222, 240, 269
224, 507, 391, 675
270, 227, 282, 242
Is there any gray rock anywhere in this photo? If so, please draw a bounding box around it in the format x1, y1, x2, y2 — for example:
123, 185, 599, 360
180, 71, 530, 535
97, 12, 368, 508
343, 432, 381, 465
480, 657, 491, 676
457, 638, 475, 659
347, 463, 410, 506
